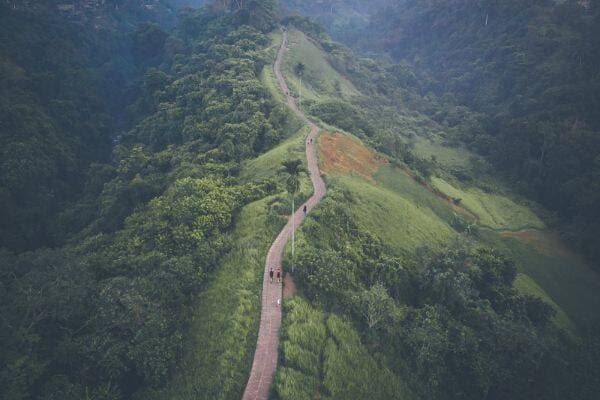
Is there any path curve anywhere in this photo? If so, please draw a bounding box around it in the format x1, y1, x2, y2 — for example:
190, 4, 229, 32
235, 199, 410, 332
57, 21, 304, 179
242, 30, 326, 400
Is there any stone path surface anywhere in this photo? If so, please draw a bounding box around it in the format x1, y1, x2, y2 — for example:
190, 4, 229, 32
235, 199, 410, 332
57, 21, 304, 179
241, 30, 326, 400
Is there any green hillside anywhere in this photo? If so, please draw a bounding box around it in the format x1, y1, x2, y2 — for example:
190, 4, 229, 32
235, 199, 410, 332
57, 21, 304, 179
274, 17, 600, 400
2, 2, 600, 400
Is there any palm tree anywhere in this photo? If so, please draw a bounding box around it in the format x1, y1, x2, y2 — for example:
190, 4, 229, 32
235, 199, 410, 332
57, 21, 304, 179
281, 159, 306, 272
294, 62, 305, 108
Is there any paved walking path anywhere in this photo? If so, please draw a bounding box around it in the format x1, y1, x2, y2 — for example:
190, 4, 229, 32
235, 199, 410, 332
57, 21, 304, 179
241, 30, 326, 400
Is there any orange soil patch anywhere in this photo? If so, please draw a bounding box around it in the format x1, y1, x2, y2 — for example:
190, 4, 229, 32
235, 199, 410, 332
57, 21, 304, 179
319, 132, 388, 180
499, 230, 571, 258
283, 273, 297, 299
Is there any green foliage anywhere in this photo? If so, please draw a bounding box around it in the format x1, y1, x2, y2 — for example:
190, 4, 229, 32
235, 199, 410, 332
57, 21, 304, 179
281, 158, 306, 196
0, 4, 291, 399
0, 6, 123, 250
289, 185, 600, 399
308, 100, 372, 137
214, 0, 280, 32
274, 298, 414, 400
513, 273, 574, 331
360, 0, 600, 268
146, 196, 282, 400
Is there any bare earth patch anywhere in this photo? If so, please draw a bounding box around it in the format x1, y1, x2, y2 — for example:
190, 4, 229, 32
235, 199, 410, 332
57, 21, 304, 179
499, 230, 571, 258
283, 273, 297, 299
319, 132, 387, 181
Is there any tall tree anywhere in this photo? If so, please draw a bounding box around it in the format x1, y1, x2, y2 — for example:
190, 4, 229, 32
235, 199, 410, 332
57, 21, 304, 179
281, 158, 305, 271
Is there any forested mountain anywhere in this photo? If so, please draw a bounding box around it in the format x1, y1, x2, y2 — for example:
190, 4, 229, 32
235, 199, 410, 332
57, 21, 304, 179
2, 1, 600, 400
280, 0, 391, 41
266, 16, 600, 399
1, 1, 284, 398
365, 0, 600, 265
0, 0, 180, 252
291, 0, 600, 268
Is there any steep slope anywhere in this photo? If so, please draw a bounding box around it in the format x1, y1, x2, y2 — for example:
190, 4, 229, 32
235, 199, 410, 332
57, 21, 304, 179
273, 20, 600, 400
365, 0, 600, 268
0, 5, 290, 399
0, 1, 178, 251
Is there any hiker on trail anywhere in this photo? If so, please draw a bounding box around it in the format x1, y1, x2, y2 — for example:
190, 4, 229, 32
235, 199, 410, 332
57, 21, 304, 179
277, 298, 281, 307
276, 269, 281, 283
269, 268, 274, 283
303, 204, 307, 215
310, 138, 313, 144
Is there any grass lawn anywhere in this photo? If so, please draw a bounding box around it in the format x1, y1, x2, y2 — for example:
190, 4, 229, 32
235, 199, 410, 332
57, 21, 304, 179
413, 137, 475, 171
241, 126, 309, 183
431, 177, 545, 231
336, 175, 455, 255
481, 229, 600, 328
513, 273, 575, 332
282, 29, 360, 105
374, 164, 465, 225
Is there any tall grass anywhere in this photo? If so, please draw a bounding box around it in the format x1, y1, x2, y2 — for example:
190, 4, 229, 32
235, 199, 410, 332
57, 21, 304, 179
274, 298, 416, 400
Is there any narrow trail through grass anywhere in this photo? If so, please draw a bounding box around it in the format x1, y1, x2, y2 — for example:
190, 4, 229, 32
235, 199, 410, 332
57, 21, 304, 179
242, 29, 327, 400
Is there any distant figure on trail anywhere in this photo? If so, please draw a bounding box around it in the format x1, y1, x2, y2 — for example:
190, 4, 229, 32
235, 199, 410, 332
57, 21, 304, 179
269, 269, 274, 283
276, 269, 281, 283
310, 138, 313, 144
277, 298, 281, 307
303, 205, 307, 215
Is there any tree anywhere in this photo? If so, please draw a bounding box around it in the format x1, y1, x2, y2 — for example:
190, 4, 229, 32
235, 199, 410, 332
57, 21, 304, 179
354, 284, 396, 329
281, 158, 306, 271
294, 62, 306, 76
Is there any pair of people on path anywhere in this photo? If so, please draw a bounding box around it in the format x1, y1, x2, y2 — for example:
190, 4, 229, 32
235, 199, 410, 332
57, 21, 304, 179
269, 268, 281, 283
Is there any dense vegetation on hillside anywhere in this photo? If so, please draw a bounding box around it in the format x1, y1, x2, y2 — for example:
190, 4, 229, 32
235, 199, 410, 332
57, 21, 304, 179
304, 0, 600, 268
272, 15, 600, 399
0, 2, 287, 398
277, 189, 600, 400
2, 1, 600, 399
0, 4, 124, 251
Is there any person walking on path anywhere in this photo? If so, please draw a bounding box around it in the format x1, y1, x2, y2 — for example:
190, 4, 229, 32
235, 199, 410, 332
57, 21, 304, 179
276, 269, 281, 283
269, 268, 274, 283
303, 204, 307, 215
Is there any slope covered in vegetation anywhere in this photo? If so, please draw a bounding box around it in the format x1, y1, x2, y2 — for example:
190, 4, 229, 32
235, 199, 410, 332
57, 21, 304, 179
3, 2, 600, 400
298, 0, 600, 269
273, 18, 600, 400
0, 2, 290, 398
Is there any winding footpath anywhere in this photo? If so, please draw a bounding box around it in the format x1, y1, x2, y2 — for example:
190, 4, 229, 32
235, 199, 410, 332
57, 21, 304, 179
241, 30, 326, 400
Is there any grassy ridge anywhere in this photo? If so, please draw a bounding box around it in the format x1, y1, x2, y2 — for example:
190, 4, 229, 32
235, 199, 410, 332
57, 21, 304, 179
149, 45, 315, 397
